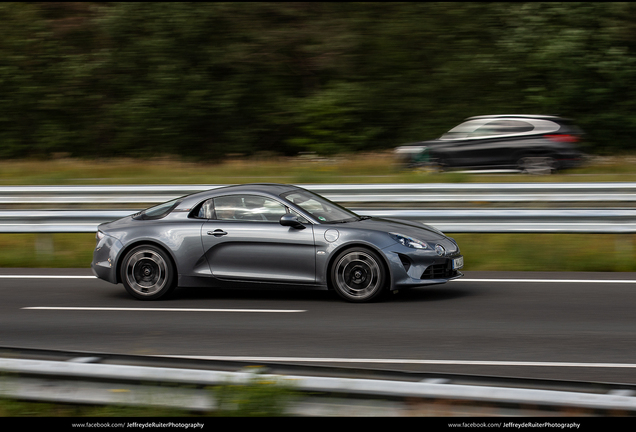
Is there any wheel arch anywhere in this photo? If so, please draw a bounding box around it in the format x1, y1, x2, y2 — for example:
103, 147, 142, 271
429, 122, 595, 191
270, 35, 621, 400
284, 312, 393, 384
513, 144, 558, 161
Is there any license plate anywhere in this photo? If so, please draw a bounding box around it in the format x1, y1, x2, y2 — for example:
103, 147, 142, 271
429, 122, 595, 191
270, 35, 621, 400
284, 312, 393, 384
452, 256, 464, 270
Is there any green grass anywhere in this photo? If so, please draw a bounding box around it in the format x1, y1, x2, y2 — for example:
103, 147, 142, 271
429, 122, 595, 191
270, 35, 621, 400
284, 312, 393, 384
3, 232, 636, 272
0, 153, 636, 185
0, 397, 193, 417
452, 233, 636, 272
0, 234, 95, 268
212, 373, 297, 417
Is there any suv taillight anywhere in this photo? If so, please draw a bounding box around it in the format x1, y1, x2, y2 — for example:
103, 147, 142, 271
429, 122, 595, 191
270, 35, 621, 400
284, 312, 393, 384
544, 134, 579, 143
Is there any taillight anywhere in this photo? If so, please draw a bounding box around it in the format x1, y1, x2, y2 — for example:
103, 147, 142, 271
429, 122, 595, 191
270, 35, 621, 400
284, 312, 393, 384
544, 134, 579, 143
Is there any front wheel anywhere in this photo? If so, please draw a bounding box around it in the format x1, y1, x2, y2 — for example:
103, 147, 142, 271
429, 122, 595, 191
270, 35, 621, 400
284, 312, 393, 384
120, 245, 176, 300
331, 248, 387, 302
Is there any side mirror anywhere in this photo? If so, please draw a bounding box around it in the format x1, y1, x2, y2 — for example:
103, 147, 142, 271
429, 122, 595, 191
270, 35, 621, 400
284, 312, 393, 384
280, 214, 306, 229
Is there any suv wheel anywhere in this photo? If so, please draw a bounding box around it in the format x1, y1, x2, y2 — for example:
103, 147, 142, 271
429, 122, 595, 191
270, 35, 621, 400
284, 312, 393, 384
518, 156, 557, 175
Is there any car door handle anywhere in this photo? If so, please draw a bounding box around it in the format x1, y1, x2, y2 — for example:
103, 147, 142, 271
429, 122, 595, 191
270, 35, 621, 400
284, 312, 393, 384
208, 230, 228, 237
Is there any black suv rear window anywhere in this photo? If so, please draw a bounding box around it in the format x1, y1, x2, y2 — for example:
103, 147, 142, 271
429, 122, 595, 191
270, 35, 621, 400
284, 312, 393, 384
473, 120, 534, 136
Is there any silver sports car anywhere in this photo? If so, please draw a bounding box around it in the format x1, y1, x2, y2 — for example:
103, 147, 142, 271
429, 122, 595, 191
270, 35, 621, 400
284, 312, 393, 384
91, 184, 463, 302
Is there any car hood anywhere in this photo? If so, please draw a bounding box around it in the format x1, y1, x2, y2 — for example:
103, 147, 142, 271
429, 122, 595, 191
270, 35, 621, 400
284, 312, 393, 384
98, 214, 137, 231
340, 217, 448, 241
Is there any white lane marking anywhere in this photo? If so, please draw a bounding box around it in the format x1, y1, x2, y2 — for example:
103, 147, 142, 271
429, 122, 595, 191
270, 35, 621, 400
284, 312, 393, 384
453, 279, 636, 284
22, 307, 306, 313
157, 355, 636, 369
0, 275, 96, 278
3, 274, 636, 284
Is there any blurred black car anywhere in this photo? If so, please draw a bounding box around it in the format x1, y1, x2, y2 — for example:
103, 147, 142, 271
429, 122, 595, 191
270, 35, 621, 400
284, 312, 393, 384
395, 115, 585, 174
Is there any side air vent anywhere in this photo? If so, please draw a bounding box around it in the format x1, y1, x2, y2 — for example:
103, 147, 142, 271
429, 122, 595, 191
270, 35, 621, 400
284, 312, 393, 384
397, 253, 411, 273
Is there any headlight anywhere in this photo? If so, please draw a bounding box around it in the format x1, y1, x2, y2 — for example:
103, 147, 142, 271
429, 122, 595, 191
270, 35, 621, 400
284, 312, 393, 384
389, 232, 428, 249
96, 230, 105, 241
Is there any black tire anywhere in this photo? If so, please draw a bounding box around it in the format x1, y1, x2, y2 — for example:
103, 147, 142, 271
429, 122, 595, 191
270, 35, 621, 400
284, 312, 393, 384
517, 155, 557, 175
330, 248, 387, 302
426, 157, 446, 173
120, 245, 176, 300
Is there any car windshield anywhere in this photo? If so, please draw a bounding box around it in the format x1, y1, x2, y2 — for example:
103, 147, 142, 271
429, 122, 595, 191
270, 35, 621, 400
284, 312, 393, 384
281, 190, 360, 223
439, 119, 489, 139
140, 198, 181, 219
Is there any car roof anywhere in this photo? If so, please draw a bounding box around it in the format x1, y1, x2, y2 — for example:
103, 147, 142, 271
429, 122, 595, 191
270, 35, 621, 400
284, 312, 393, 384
209, 183, 299, 194
176, 183, 303, 209
466, 114, 568, 121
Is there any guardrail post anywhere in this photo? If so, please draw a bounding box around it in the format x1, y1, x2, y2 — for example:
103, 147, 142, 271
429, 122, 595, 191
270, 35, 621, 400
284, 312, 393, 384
615, 234, 634, 255
35, 234, 54, 256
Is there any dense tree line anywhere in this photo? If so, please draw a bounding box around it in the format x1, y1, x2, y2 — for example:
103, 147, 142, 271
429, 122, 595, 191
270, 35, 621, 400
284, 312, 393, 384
1, 2, 636, 159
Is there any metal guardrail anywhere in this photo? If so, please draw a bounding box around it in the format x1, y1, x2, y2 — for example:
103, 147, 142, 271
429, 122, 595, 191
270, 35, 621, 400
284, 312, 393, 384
2, 209, 636, 233
2, 355, 636, 415
5, 183, 636, 204
2, 183, 636, 233
0, 210, 129, 233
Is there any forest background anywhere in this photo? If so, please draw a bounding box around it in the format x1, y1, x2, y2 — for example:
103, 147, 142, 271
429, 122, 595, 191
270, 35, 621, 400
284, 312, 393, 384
1, 2, 635, 160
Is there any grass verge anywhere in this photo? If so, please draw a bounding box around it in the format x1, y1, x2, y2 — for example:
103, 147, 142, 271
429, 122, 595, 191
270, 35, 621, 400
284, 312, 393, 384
0, 398, 193, 417
1, 153, 636, 185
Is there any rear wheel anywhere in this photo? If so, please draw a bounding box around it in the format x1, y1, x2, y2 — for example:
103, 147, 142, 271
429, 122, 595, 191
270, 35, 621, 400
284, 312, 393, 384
331, 248, 387, 302
517, 156, 557, 175
120, 245, 176, 300
424, 157, 446, 173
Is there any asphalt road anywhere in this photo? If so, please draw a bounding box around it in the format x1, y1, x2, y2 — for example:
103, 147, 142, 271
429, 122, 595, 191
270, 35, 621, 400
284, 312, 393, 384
2, 268, 636, 384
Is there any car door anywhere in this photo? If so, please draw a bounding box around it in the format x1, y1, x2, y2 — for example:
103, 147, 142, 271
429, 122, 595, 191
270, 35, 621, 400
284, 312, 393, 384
200, 194, 316, 284
467, 119, 537, 167
438, 119, 535, 168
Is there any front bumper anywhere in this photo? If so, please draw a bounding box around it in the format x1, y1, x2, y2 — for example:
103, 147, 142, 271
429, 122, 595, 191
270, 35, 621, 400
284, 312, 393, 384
384, 247, 464, 289
91, 234, 123, 284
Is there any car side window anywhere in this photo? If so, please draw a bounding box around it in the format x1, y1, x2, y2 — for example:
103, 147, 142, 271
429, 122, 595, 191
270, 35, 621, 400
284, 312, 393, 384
197, 199, 215, 219
472, 120, 534, 137
441, 119, 537, 140
214, 195, 288, 222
